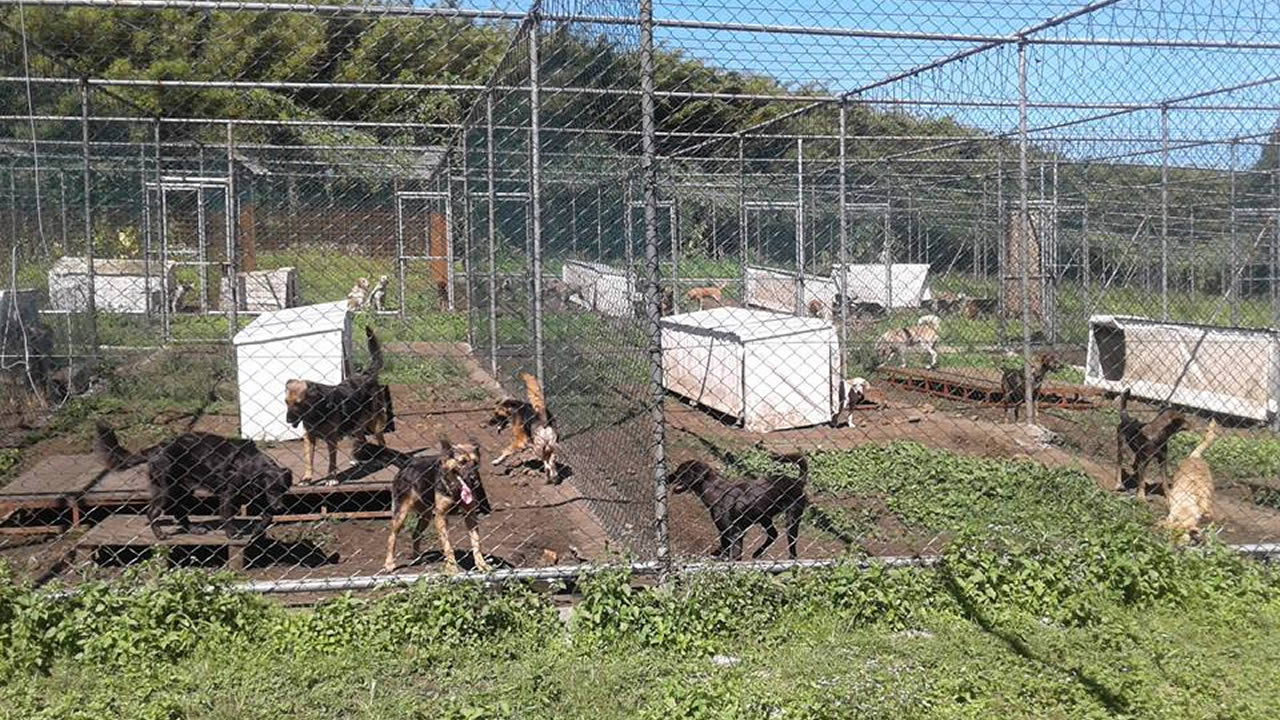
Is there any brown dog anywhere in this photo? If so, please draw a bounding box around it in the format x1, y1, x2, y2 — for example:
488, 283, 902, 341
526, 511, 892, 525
685, 281, 726, 305
1115, 388, 1188, 499
485, 372, 559, 484
285, 326, 394, 485
1001, 352, 1063, 422
381, 437, 491, 573
1162, 420, 1219, 543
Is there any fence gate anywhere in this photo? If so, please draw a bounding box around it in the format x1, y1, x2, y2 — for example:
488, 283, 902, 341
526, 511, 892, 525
626, 199, 677, 285
742, 200, 801, 311
147, 176, 233, 343
396, 191, 453, 318
1004, 200, 1058, 341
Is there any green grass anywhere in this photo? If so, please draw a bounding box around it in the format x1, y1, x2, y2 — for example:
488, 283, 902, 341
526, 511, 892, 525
3, 447, 1280, 717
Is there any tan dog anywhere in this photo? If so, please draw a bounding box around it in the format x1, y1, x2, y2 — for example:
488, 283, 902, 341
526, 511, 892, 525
485, 372, 559, 484
1162, 421, 1219, 543
380, 437, 490, 573
346, 277, 370, 311
875, 314, 941, 369
685, 281, 727, 306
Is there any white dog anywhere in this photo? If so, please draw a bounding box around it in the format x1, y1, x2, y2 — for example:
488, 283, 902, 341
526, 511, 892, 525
832, 376, 869, 428
875, 315, 940, 369
346, 277, 370, 311
369, 275, 389, 312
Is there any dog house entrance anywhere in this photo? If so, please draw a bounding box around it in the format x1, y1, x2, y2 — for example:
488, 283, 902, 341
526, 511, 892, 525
146, 176, 232, 338
396, 191, 454, 316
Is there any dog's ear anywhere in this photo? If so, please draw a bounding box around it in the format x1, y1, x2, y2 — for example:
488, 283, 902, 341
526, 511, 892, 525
365, 325, 374, 339
439, 435, 454, 453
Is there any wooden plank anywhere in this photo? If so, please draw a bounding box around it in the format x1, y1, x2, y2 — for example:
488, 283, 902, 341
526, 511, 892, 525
0, 454, 105, 503
77, 514, 255, 548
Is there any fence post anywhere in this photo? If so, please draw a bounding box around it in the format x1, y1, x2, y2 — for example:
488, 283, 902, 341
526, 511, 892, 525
155, 118, 169, 344
486, 93, 498, 377
1229, 140, 1239, 326
528, 16, 545, 388
1017, 42, 1034, 424
639, 0, 669, 579
1160, 104, 1169, 322
738, 135, 746, 303
80, 79, 98, 358
837, 100, 848, 371
460, 133, 474, 347
226, 121, 238, 344
795, 137, 804, 315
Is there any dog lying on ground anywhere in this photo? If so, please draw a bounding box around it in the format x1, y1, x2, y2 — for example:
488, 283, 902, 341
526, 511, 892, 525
875, 314, 941, 369
1162, 420, 1219, 544
485, 372, 559, 484
669, 452, 810, 561
1001, 352, 1063, 422
346, 277, 369, 311
1115, 388, 1188, 499
285, 326, 395, 485
685, 281, 726, 306
95, 422, 292, 539
831, 377, 869, 428
377, 437, 491, 574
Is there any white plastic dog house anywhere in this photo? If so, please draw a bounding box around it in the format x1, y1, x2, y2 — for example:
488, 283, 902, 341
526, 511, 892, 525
233, 301, 353, 441
219, 267, 302, 312
1085, 314, 1280, 422
833, 263, 931, 309
48, 257, 175, 314
660, 307, 840, 432
562, 259, 634, 317
744, 265, 839, 314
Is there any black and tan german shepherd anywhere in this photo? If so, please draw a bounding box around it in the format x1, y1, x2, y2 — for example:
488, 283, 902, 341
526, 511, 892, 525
285, 325, 394, 485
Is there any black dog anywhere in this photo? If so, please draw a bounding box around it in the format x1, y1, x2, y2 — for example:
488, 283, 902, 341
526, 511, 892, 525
95, 422, 292, 539
285, 325, 394, 484
1115, 387, 1188, 499
669, 453, 809, 561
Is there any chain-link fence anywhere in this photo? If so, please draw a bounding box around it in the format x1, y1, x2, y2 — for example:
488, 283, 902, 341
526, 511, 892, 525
2, 0, 1280, 592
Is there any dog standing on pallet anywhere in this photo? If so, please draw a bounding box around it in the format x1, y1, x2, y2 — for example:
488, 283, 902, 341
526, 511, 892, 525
1115, 387, 1188, 499
1001, 352, 1063, 422
669, 451, 810, 561
380, 437, 491, 574
486, 372, 559, 484
285, 326, 395, 485
875, 314, 941, 369
95, 422, 292, 540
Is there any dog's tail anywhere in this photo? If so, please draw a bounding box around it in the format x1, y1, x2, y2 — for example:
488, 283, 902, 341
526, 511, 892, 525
363, 325, 384, 376
94, 422, 151, 471
521, 372, 548, 423
1189, 421, 1220, 460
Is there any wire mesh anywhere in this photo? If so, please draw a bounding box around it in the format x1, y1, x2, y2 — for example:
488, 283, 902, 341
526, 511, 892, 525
0, 0, 1278, 592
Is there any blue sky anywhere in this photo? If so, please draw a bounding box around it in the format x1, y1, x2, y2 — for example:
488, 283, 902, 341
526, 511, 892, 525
471, 0, 1280, 168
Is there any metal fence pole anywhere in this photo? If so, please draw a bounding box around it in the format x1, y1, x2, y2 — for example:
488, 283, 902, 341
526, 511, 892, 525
837, 100, 849, 370
795, 136, 804, 314
59, 169, 67, 250
154, 118, 169, 343
1082, 196, 1090, 323
639, 0, 669, 578
996, 159, 1006, 345
460, 133, 474, 347
738, 135, 746, 302
140, 136, 152, 320
226, 121, 238, 344
486, 94, 498, 376
528, 17, 545, 387
1230, 141, 1239, 326
1017, 42, 1034, 424
80, 80, 98, 358
1160, 104, 1169, 322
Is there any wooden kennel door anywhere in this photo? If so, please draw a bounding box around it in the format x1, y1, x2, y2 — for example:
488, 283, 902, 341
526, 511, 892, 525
428, 211, 448, 300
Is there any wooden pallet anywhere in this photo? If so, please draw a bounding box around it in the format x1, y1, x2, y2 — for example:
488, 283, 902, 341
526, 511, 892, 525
74, 515, 257, 570
881, 366, 1102, 409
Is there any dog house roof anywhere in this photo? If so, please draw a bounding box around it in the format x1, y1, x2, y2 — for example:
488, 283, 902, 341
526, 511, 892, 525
233, 300, 350, 346
660, 306, 833, 343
